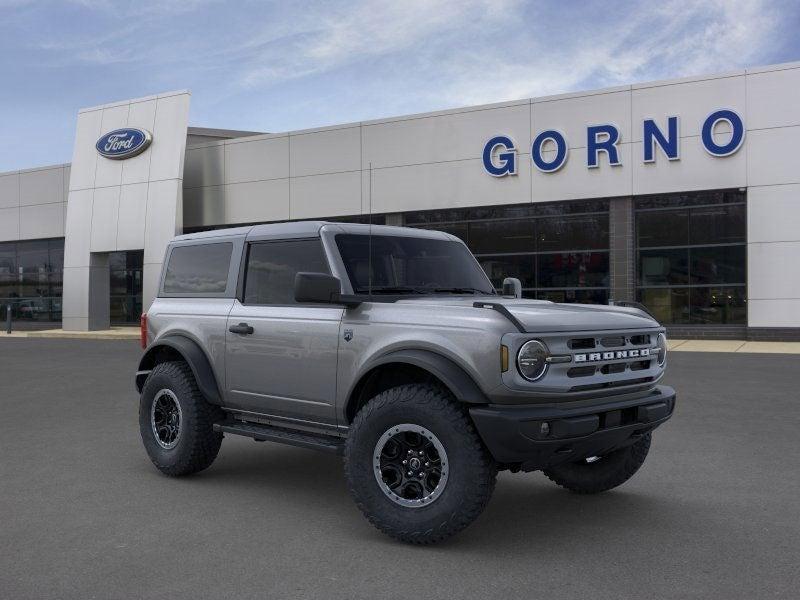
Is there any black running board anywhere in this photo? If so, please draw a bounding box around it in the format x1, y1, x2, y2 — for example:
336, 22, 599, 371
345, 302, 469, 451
213, 420, 345, 455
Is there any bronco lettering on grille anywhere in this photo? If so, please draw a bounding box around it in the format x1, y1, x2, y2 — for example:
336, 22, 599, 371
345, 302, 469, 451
574, 348, 651, 363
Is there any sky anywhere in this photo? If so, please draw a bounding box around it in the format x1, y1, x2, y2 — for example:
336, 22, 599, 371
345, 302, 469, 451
0, 0, 798, 171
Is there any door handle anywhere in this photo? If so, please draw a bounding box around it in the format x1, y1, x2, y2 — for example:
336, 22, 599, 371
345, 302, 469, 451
229, 322, 254, 335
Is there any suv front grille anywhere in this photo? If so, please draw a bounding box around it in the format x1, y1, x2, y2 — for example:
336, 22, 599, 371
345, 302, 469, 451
506, 328, 665, 395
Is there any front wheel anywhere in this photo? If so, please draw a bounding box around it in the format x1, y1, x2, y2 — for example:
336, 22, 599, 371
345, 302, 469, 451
543, 433, 652, 494
345, 384, 497, 544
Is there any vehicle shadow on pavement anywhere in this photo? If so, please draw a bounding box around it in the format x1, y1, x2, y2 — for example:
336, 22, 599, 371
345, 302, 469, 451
159, 437, 675, 550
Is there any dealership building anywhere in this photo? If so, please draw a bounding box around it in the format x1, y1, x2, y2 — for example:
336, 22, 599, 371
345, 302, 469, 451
1, 60, 799, 339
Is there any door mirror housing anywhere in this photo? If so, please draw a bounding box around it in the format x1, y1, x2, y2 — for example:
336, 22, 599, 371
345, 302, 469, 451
294, 272, 361, 307
502, 277, 522, 299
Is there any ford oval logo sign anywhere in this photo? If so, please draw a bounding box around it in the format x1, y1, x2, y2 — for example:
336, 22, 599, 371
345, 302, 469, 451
96, 128, 152, 160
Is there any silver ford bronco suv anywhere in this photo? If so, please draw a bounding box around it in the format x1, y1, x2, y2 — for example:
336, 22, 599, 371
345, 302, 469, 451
136, 221, 675, 544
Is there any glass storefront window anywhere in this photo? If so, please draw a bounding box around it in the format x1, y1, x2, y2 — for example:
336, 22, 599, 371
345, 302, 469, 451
537, 215, 608, 251
538, 252, 609, 288
635, 190, 746, 325
109, 250, 144, 324
406, 200, 611, 304
478, 255, 535, 288
0, 238, 64, 323
468, 219, 535, 254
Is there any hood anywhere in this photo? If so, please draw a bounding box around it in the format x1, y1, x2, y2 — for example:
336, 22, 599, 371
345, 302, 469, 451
396, 296, 659, 333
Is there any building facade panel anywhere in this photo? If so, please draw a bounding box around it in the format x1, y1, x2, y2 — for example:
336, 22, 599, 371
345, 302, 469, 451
746, 125, 800, 186
224, 178, 290, 224
19, 166, 65, 206
745, 66, 800, 130
20, 202, 64, 240
116, 183, 148, 251
0, 172, 19, 209
290, 126, 361, 177
290, 171, 361, 219
89, 186, 121, 252
362, 102, 530, 169
183, 185, 225, 229
0, 207, 19, 240
184, 144, 224, 189
631, 139, 747, 195
69, 109, 104, 192
533, 88, 632, 148
748, 299, 800, 328
121, 99, 158, 185
748, 241, 800, 300
631, 74, 746, 141
531, 144, 633, 202
370, 157, 532, 214
148, 93, 190, 183
94, 104, 129, 189
747, 184, 800, 243
224, 135, 288, 184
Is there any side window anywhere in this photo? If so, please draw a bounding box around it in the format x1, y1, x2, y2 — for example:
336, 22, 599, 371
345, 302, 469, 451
163, 242, 232, 295
244, 239, 329, 305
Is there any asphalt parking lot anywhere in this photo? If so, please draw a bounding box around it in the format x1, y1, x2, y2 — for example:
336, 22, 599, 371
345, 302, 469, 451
0, 339, 798, 599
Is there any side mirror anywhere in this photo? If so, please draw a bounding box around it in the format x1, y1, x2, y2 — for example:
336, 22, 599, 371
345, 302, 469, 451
502, 277, 522, 299
294, 272, 361, 307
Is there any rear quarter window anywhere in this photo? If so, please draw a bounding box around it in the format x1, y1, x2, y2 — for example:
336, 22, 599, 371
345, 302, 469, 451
162, 242, 233, 295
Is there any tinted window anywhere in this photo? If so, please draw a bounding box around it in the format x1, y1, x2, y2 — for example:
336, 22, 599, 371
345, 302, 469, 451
336, 234, 494, 295
689, 205, 746, 245
638, 249, 689, 286
244, 239, 329, 305
538, 252, 609, 288
479, 255, 535, 288
637, 210, 689, 247
538, 214, 608, 251
469, 219, 535, 254
163, 243, 232, 294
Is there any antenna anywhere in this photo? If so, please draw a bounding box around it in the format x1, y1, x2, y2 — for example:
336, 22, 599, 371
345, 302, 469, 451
368, 161, 373, 297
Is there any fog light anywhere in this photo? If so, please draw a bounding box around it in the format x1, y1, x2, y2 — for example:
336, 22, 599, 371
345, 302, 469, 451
540, 422, 550, 436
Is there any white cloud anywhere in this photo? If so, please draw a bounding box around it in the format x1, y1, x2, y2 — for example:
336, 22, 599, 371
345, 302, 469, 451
433, 0, 782, 106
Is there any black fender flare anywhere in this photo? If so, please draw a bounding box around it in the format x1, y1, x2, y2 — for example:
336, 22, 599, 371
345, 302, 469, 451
352, 348, 488, 406
135, 335, 222, 405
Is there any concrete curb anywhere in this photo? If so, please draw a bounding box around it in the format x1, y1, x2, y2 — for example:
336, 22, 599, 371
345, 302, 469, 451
2, 327, 139, 341
668, 339, 800, 354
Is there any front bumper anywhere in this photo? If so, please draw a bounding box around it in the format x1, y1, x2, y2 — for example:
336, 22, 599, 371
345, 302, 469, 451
469, 385, 676, 472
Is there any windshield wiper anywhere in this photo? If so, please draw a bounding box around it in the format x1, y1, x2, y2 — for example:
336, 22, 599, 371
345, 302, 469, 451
354, 286, 430, 295
433, 287, 494, 295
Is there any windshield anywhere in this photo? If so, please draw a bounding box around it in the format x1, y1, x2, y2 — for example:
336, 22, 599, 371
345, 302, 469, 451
335, 234, 496, 296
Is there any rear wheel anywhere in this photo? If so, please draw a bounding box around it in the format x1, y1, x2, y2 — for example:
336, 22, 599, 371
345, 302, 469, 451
345, 384, 497, 544
139, 361, 224, 476
543, 433, 652, 494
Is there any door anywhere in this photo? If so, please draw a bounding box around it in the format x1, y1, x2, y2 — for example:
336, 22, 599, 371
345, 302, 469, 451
225, 238, 343, 428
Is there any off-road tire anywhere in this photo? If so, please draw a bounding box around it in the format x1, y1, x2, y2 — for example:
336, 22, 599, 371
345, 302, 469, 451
543, 433, 652, 494
139, 361, 224, 476
345, 383, 497, 544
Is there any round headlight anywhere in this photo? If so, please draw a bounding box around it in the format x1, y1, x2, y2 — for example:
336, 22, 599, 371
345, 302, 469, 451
656, 333, 667, 366
517, 340, 549, 381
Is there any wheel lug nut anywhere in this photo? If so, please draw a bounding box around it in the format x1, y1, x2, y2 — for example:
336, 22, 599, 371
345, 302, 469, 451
407, 471, 413, 476
425, 462, 430, 467
402, 460, 407, 465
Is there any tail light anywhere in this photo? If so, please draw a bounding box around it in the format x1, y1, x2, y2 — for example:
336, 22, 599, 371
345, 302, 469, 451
140, 313, 148, 349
